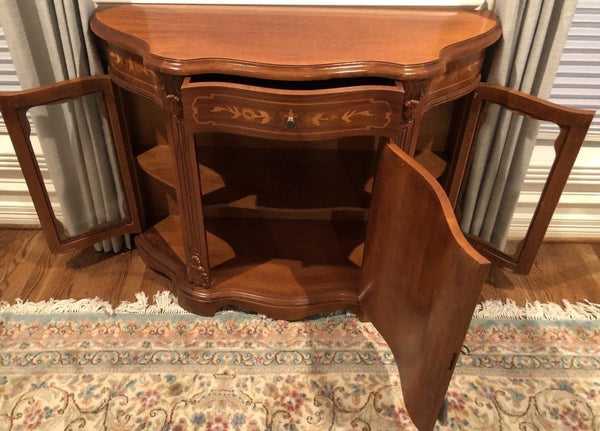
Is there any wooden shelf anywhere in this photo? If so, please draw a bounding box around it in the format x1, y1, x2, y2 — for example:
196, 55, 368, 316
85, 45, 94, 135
153, 215, 185, 262
137, 144, 228, 195
150, 214, 364, 309
137, 145, 176, 188
414, 144, 448, 179
197, 145, 376, 209
205, 217, 364, 297
203, 203, 368, 220
153, 215, 237, 269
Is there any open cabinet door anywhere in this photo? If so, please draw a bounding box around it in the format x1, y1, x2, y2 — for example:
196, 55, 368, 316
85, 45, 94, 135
0, 76, 142, 252
448, 83, 594, 273
359, 143, 490, 431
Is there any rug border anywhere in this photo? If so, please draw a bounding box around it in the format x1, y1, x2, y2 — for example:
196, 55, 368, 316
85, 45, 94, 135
1, 291, 600, 320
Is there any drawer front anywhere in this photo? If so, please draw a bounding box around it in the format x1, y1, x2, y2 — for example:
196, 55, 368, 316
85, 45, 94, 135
181, 81, 405, 140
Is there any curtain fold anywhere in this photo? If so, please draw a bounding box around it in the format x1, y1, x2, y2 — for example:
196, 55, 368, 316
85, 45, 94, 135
460, 0, 577, 250
0, 0, 130, 252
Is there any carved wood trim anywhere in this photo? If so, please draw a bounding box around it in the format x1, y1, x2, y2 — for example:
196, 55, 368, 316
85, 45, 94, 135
159, 74, 211, 288
187, 251, 211, 287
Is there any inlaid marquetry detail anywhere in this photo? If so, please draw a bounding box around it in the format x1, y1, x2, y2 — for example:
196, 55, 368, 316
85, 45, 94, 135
180, 80, 405, 140
106, 47, 158, 91
107, 49, 157, 79
210, 105, 273, 124
186, 92, 400, 140
341, 109, 374, 123
425, 52, 486, 109
203, 104, 381, 128
310, 113, 328, 126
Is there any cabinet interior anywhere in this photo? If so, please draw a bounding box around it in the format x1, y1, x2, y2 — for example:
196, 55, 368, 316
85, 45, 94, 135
127, 82, 466, 297
194, 133, 379, 295
120, 89, 178, 228
414, 99, 463, 188
188, 74, 397, 90
126, 76, 384, 295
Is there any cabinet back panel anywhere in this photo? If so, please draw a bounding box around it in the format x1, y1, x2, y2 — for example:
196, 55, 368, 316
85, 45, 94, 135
195, 134, 379, 213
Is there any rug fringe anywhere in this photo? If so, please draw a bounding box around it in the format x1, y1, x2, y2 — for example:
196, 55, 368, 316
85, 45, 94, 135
0, 292, 188, 316
2, 292, 600, 320
0, 297, 115, 315
114, 291, 189, 314
473, 299, 600, 320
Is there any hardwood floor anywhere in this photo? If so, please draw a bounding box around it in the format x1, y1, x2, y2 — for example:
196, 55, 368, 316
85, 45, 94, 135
483, 241, 600, 304
1, 228, 600, 307
0, 229, 170, 305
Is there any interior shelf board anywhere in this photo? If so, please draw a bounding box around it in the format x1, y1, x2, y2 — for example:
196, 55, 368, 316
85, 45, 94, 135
414, 142, 448, 179
209, 258, 361, 308
136, 144, 239, 198
150, 214, 362, 309
137, 145, 177, 189
153, 215, 185, 262
203, 203, 368, 220
153, 215, 236, 269
204, 217, 364, 303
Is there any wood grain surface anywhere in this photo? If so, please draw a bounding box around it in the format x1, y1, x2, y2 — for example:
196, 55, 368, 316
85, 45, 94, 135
91, 5, 500, 79
359, 143, 490, 431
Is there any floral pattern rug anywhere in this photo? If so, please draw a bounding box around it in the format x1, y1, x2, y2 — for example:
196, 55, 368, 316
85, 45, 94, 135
1, 308, 599, 430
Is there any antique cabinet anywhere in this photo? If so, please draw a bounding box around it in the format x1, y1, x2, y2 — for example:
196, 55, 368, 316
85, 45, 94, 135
0, 6, 594, 430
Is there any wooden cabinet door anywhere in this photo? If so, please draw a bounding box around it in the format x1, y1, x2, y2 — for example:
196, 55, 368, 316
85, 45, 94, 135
448, 83, 594, 273
0, 76, 142, 252
359, 143, 490, 431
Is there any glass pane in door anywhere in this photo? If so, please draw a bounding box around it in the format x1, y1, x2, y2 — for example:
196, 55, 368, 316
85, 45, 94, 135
25, 92, 130, 241
456, 101, 558, 260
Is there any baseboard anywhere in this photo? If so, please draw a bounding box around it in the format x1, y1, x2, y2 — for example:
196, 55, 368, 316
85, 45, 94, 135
2, 135, 599, 237
507, 139, 600, 238
0, 135, 43, 227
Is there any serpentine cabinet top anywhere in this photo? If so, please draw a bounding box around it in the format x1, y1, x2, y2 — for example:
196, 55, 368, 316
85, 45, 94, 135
90, 5, 501, 81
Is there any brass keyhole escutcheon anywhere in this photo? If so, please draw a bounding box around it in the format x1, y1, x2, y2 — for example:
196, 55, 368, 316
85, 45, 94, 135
285, 109, 296, 129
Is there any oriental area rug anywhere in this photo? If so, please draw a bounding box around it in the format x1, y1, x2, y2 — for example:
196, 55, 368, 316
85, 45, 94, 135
1, 292, 599, 430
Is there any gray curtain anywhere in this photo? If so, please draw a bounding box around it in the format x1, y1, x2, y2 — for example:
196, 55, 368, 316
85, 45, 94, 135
460, 0, 577, 251
0, 0, 130, 252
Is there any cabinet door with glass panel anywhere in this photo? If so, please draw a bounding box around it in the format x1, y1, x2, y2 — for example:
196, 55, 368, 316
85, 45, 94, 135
0, 76, 142, 252
448, 83, 594, 274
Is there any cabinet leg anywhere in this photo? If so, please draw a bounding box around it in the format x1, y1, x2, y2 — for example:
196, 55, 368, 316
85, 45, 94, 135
356, 308, 370, 322
437, 396, 449, 425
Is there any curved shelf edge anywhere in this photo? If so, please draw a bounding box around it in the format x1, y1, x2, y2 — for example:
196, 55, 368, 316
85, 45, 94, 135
136, 215, 363, 320
137, 145, 177, 189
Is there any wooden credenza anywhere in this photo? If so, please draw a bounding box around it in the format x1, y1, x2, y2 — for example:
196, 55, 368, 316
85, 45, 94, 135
0, 6, 594, 430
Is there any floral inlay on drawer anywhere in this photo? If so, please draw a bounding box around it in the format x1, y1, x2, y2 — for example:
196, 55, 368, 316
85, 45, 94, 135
209, 105, 273, 124
181, 81, 405, 141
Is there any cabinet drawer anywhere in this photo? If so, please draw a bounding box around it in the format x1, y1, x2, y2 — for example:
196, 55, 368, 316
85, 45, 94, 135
181, 77, 405, 141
